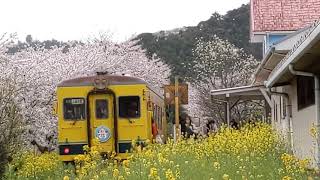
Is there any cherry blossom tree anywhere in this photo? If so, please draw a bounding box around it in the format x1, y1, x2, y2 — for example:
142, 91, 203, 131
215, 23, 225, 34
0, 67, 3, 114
191, 35, 258, 89
186, 35, 260, 124
0, 34, 26, 172
185, 83, 203, 120
1, 37, 170, 149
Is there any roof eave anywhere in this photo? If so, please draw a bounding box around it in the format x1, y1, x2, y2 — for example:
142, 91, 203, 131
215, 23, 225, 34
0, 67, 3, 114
210, 85, 264, 96
266, 22, 320, 88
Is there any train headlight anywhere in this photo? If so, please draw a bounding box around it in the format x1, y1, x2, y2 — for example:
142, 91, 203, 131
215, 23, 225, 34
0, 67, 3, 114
64, 147, 70, 154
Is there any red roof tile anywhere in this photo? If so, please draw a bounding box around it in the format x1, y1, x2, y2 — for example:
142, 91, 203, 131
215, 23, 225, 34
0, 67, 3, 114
251, 0, 320, 32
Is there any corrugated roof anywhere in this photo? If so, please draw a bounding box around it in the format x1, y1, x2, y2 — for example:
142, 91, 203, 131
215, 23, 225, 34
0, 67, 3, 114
251, 0, 320, 32
57, 75, 146, 87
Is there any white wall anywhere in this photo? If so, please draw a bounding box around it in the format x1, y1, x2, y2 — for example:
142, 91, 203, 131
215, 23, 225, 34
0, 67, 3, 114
271, 87, 290, 139
271, 80, 318, 166
289, 78, 318, 165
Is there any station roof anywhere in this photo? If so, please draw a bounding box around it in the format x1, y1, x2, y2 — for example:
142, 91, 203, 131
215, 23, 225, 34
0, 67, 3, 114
210, 85, 266, 101
266, 21, 320, 87
253, 28, 307, 85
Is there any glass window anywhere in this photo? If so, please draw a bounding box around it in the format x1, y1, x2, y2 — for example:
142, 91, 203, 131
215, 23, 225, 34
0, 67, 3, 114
119, 96, 140, 118
157, 106, 160, 125
96, 99, 108, 119
153, 104, 156, 120
297, 76, 315, 110
63, 98, 86, 120
159, 108, 162, 129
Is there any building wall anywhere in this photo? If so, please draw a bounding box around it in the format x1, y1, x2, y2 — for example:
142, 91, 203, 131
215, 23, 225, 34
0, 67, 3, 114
251, 0, 320, 32
271, 87, 290, 139
250, 0, 320, 43
289, 78, 317, 165
271, 78, 318, 165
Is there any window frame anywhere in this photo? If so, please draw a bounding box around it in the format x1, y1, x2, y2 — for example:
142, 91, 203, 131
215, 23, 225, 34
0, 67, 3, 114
275, 103, 278, 122
281, 97, 287, 119
118, 96, 141, 119
297, 76, 315, 110
95, 99, 109, 119
273, 99, 277, 123
63, 97, 86, 121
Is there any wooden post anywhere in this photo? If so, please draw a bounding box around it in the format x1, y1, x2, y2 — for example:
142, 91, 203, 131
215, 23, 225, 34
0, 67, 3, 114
226, 101, 230, 127
265, 100, 271, 124
175, 76, 179, 141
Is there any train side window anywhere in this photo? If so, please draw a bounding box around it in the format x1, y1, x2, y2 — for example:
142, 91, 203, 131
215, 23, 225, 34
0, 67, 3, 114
96, 99, 108, 119
159, 107, 162, 129
63, 98, 86, 120
119, 96, 140, 118
154, 105, 158, 122
157, 106, 160, 127
153, 104, 156, 120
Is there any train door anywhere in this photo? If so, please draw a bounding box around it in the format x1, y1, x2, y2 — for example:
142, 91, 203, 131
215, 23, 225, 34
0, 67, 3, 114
89, 94, 115, 153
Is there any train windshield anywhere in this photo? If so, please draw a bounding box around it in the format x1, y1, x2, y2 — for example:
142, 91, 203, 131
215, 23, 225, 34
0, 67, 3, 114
96, 99, 108, 119
63, 98, 86, 120
119, 96, 140, 118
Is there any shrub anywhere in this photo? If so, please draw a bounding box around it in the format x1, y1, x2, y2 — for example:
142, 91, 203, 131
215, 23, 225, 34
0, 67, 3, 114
0, 80, 25, 177
0, 142, 7, 178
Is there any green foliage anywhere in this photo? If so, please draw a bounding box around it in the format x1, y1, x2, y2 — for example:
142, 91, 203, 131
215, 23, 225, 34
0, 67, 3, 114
7, 35, 82, 54
135, 4, 262, 80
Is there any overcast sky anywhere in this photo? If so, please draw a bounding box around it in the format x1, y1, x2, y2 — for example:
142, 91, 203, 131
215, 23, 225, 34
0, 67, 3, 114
0, 0, 249, 42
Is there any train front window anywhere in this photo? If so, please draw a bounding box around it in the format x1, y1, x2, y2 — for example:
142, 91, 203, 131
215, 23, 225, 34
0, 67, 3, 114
63, 98, 86, 120
96, 99, 108, 119
119, 96, 140, 118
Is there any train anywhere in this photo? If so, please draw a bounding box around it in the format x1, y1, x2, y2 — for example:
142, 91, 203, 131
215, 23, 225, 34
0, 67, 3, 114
54, 72, 166, 161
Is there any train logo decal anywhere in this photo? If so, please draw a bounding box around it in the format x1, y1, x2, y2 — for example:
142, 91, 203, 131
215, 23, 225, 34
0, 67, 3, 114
95, 126, 111, 142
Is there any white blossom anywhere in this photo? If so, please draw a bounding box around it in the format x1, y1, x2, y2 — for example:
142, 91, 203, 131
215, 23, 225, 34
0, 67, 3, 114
0, 37, 171, 148
186, 35, 259, 124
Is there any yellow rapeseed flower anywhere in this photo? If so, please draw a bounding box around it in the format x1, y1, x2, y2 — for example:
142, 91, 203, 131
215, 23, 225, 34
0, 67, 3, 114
213, 162, 220, 170
123, 160, 130, 167
310, 123, 318, 138
282, 175, 292, 180
165, 169, 176, 180
149, 167, 160, 180
113, 168, 119, 177
222, 174, 230, 180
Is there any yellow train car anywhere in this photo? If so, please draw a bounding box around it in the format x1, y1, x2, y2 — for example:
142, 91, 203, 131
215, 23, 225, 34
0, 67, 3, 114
55, 73, 166, 161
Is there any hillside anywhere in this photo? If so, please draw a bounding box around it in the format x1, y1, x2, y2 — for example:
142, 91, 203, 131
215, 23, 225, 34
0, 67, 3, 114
6, 4, 261, 81
135, 4, 262, 79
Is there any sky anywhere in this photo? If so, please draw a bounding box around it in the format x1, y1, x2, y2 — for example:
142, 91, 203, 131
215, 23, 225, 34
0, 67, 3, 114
0, 0, 249, 42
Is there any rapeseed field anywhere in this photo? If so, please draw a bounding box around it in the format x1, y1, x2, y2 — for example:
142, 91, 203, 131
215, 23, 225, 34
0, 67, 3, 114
4, 123, 319, 180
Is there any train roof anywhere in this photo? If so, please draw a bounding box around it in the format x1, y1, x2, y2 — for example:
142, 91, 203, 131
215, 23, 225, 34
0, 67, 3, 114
57, 75, 147, 87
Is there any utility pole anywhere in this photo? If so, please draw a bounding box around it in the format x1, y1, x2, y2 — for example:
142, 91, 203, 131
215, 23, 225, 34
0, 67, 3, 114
174, 76, 179, 141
